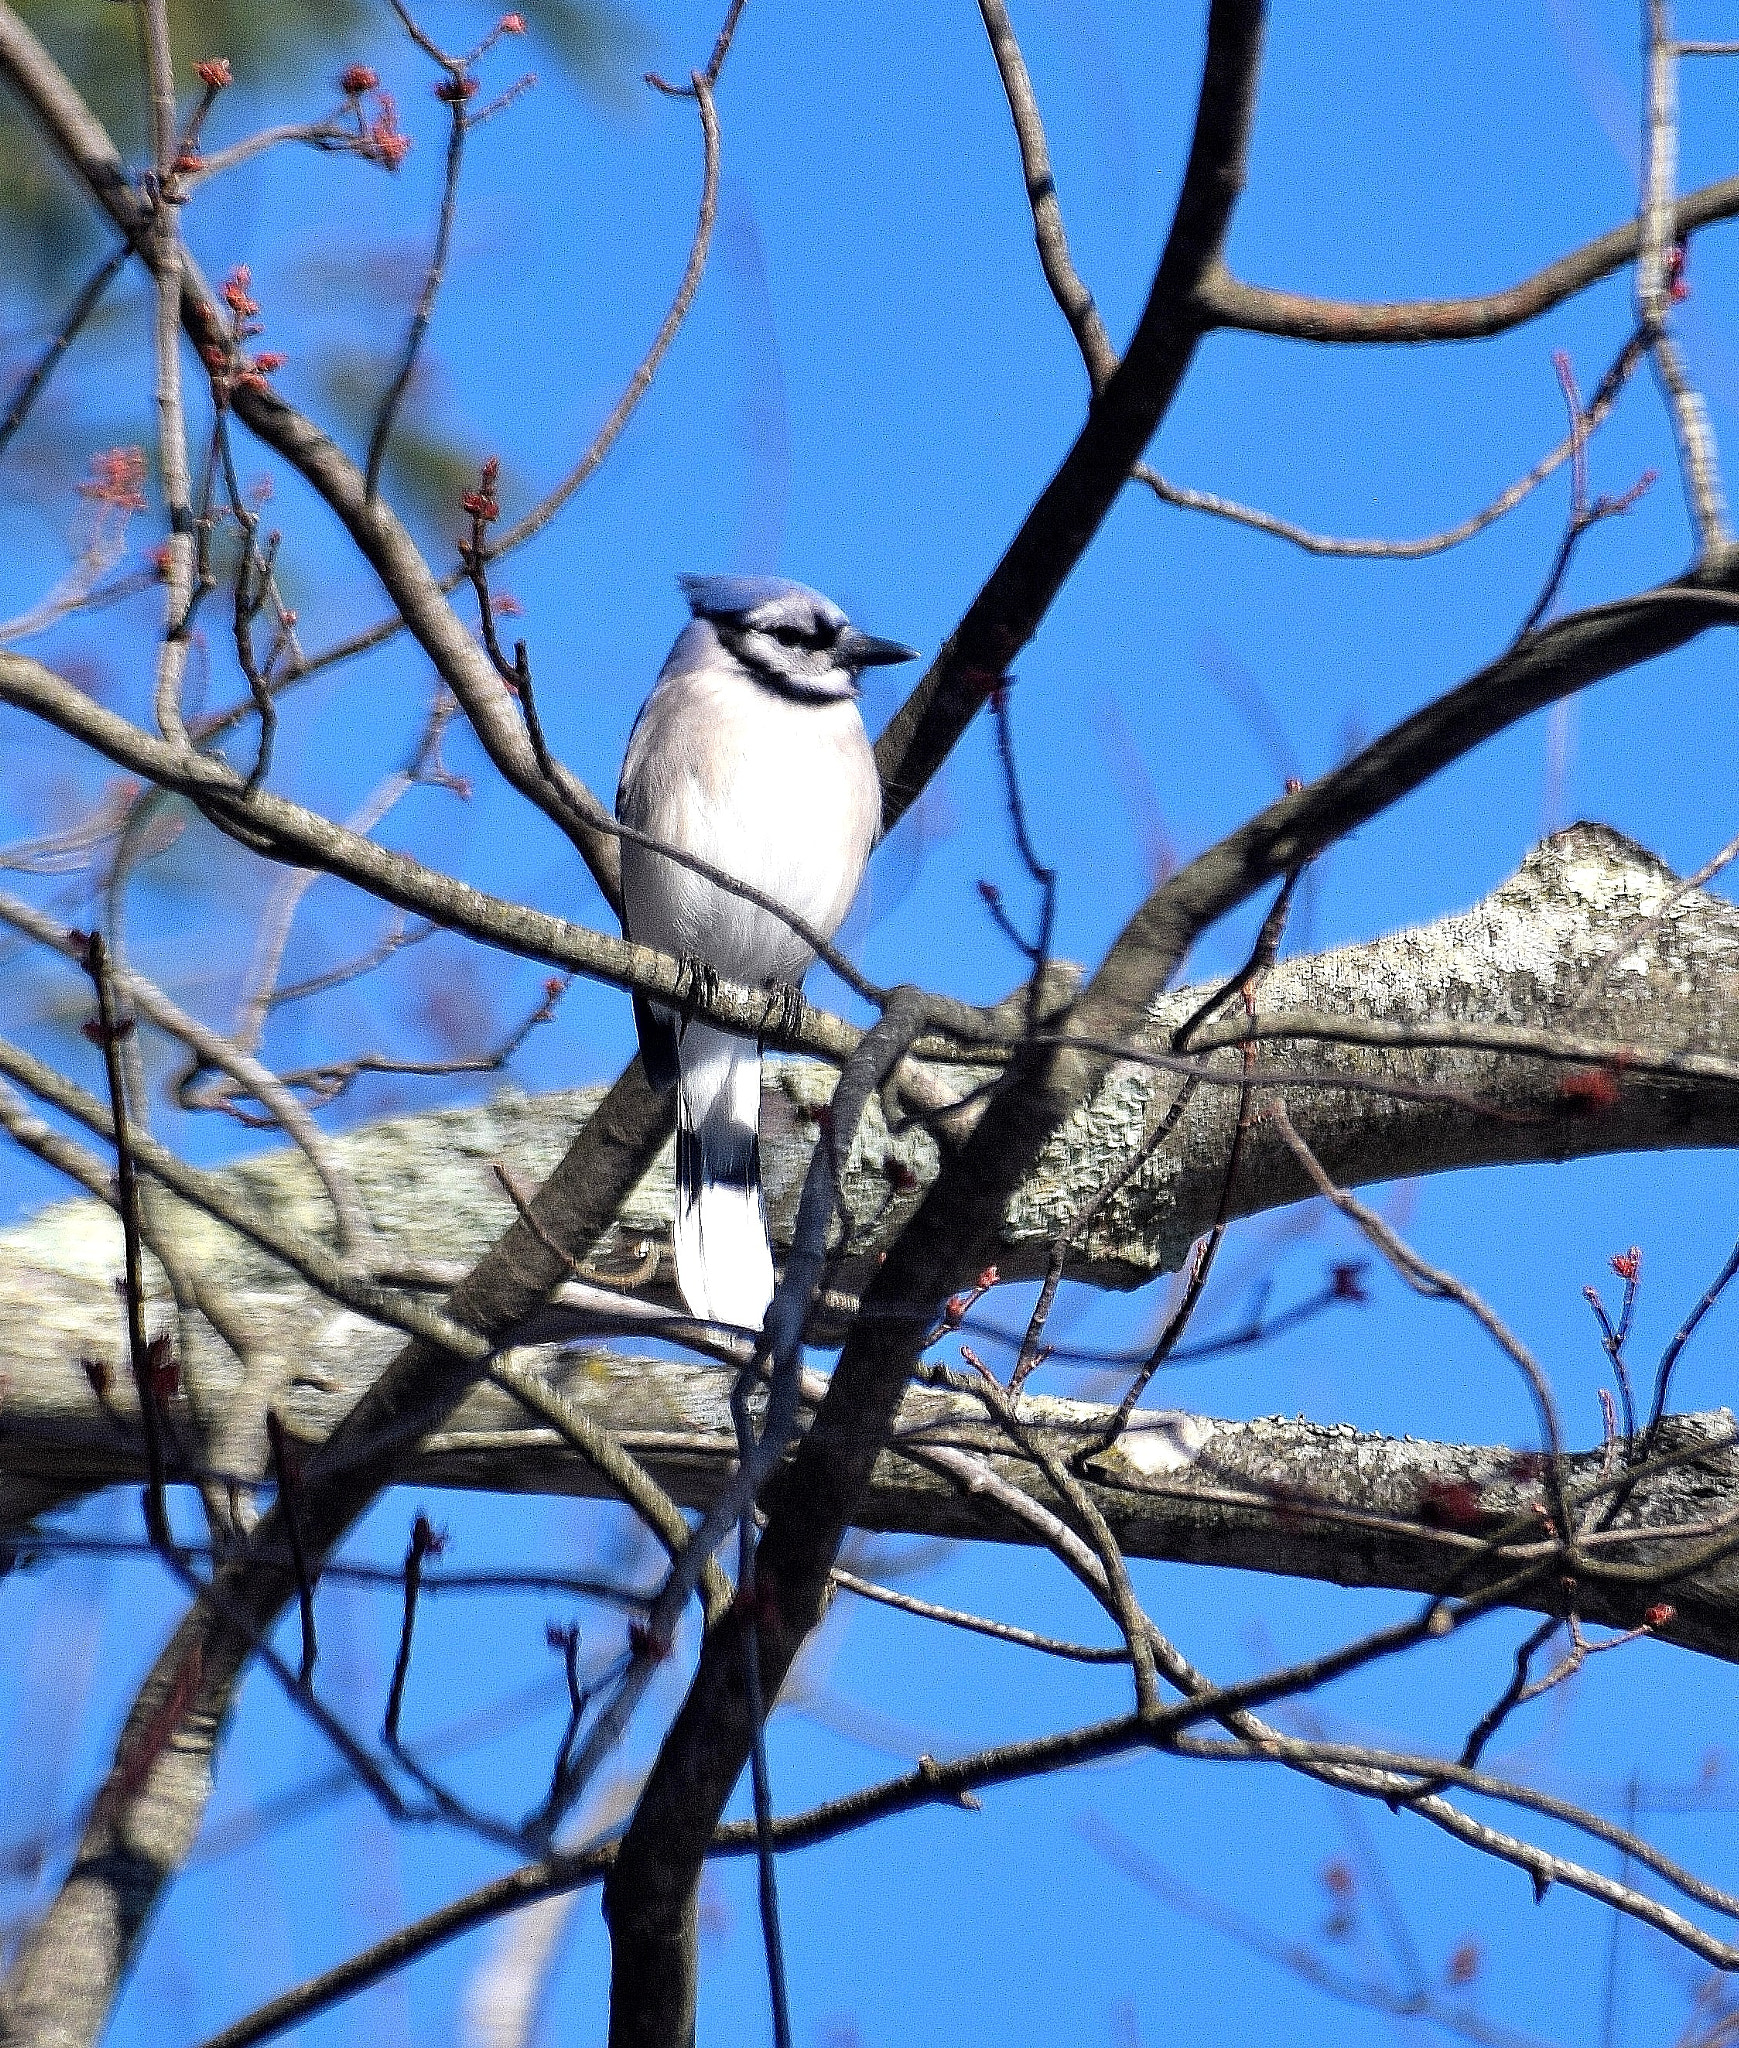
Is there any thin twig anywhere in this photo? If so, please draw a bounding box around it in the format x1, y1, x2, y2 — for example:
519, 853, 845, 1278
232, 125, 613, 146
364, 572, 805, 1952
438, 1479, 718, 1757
546, 1625, 587, 1797
80, 930, 171, 1551
384, 1512, 440, 1744
1196, 172, 1739, 344
1136, 324, 1648, 562
976, 1263, 1365, 1374
365, 55, 467, 497
1268, 1100, 1568, 1521
938, 1356, 1161, 1712
183, 118, 359, 187
266, 1409, 317, 1684
1405, 1616, 1562, 1806
700, 0, 748, 82
167, 1544, 529, 1855
9, 1532, 654, 1610
135, 0, 195, 749
282, 63, 725, 690
972, 676, 1060, 1084
1591, 1247, 1643, 1448
191, 970, 568, 1120
0, 241, 129, 458
1171, 867, 1304, 1052
977, 0, 1115, 388
212, 409, 291, 795
1647, 1230, 1739, 1440
830, 1567, 1128, 1662
1513, 347, 1657, 642
738, 1509, 793, 2048
265, 912, 433, 1009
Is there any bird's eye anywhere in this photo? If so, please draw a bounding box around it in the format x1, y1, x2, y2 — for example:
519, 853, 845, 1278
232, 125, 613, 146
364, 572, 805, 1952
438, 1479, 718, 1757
767, 620, 835, 652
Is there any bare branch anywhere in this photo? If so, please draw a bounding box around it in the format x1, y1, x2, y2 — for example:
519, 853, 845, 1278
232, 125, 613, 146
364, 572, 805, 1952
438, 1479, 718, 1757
977, 0, 1116, 389
1267, 1100, 1567, 1480
873, 0, 1268, 830
0, 4, 628, 907
1135, 325, 1648, 561
1638, 0, 1729, 551
364, 46, 466, 497
0, 647, 897, 1067
1197, 172, 1739, 343
79, 930, 172, 1550
182, 118, 361, 187
0, 885, 379, 1255
0, 1058, 672, 2046
0, 240, 128, 457
830, 1567, 1129, 1663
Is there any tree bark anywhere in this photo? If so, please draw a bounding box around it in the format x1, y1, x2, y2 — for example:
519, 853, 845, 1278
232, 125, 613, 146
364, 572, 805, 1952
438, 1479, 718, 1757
6, 824, 1739, 1662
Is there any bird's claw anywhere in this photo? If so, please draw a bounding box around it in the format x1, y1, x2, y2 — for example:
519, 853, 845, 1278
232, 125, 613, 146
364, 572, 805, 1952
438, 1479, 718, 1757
673, 953, 720, 1020
760, 980, 806, 1043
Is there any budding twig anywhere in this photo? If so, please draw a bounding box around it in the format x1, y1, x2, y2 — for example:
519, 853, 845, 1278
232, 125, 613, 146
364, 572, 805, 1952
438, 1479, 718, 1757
384, 1512, 444, 1746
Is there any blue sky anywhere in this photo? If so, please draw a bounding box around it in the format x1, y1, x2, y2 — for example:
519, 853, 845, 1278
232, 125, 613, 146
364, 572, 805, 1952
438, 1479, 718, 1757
4, 1, 1739, 2042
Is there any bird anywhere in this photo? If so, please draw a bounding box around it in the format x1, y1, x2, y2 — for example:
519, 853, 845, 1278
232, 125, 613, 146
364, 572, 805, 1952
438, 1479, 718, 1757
616, 574, 917, 1330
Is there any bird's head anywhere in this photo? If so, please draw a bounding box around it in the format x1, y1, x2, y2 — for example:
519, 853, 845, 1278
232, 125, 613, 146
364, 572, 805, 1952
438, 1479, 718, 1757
678, 574, 918, 702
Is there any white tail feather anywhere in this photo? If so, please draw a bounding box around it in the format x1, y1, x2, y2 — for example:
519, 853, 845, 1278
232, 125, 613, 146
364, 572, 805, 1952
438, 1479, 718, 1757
673, 1023, 775, 1330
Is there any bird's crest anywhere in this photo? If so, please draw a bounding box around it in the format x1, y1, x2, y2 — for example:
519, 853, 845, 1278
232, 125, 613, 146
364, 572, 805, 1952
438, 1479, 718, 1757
679, 574, 845, 637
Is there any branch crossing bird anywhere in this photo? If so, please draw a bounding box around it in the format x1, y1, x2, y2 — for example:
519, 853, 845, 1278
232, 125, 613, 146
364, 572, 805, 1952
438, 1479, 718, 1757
617, 575, 917, 1330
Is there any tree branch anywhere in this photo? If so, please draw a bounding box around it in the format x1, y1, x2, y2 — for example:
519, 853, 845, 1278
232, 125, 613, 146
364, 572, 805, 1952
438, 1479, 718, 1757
0, 3, 625, 911
872, 0, 1267, 832
1198, 173, 1739, 342
600, 4, 1263, 2031
610, 561, 1739, 2048
0, 648, 887, 1066
0, 1061, 671, 2048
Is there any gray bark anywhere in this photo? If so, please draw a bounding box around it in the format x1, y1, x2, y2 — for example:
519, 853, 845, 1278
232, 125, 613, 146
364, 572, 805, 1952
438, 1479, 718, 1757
4, 823, 1738, 1661
10, 1311, 1738, 1661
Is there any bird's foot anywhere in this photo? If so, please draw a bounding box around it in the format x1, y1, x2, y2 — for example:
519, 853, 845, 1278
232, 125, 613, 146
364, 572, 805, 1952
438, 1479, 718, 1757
673, 953, 720, 1022
760, 980, 806, 1044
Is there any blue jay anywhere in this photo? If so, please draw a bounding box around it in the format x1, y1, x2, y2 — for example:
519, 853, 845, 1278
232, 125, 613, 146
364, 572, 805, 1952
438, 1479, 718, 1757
617, 575, 917, 1329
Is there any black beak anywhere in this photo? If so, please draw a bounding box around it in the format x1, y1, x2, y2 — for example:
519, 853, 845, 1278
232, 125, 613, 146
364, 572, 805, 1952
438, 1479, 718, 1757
837, 628, 919, 670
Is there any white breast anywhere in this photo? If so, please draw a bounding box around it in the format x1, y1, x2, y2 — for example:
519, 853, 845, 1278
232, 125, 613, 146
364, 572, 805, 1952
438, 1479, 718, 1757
618, 664, 880, 989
